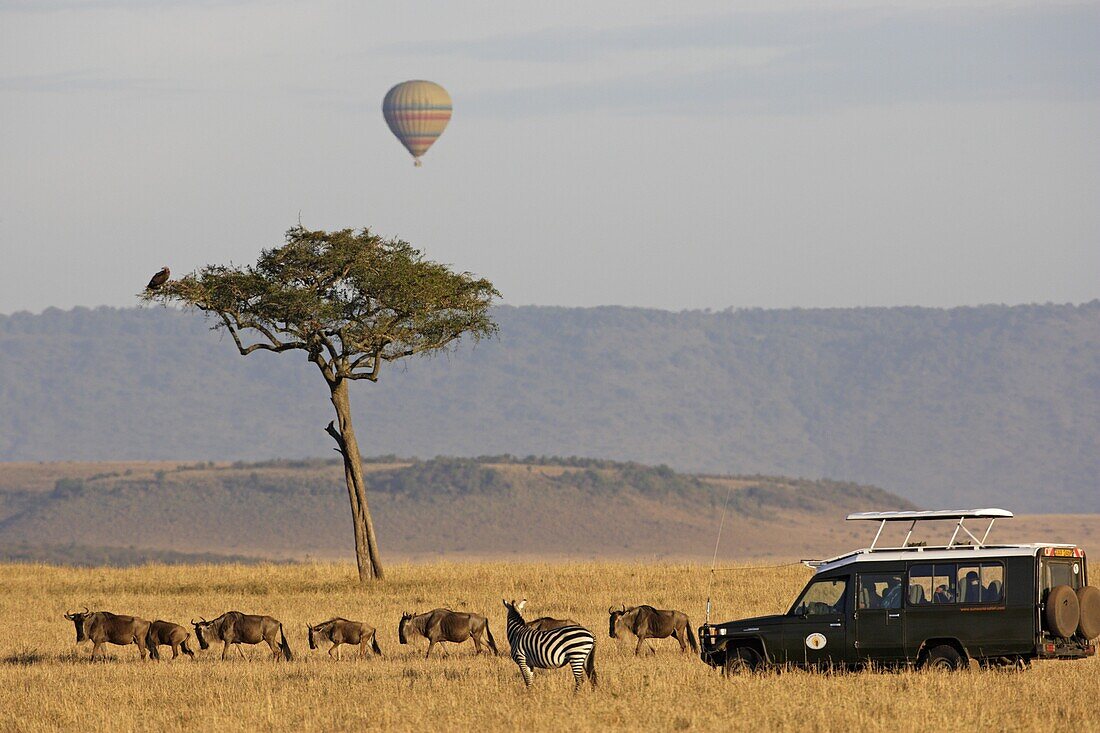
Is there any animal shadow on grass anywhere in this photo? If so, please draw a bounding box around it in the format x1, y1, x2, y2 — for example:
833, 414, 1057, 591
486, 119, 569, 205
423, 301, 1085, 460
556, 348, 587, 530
1, 648, 83, 665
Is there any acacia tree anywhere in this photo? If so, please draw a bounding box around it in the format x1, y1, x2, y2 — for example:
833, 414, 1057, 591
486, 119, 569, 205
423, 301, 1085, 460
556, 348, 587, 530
142, 226, 499, 581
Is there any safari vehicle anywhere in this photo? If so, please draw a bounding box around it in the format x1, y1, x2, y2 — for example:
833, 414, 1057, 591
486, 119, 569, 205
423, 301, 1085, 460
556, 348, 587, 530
700, 509, 1100, 672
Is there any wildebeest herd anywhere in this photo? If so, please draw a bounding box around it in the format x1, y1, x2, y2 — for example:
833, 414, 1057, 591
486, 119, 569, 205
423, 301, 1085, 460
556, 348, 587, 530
63, 600, 697, 690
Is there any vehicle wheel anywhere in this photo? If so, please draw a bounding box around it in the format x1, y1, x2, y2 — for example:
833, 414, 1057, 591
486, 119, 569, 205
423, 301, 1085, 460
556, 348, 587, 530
722, 646, 762, 675
922, 644, 963, 671
1045, 585, 1080, 638
1076, 586, 1100, 639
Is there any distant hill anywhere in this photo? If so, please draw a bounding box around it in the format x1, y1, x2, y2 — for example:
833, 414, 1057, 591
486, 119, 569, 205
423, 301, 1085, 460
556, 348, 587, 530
0, 458, 915, 563
1, 303, 1098, 511
0, 541, 270, 567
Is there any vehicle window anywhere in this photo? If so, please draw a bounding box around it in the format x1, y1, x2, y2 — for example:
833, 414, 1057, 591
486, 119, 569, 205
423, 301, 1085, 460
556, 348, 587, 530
792, 578, 847, 616
981, 564, 1004, 603
908, 565, 932, 606
958, 565, 982, 603
908, 564, 957, 605
932, 565, 956, 604
1041, 559, 1082, 597
859, 574, 903, 610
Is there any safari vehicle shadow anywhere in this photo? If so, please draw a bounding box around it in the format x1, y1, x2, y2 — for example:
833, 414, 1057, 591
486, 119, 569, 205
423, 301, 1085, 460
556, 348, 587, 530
729, 660, 1030, 677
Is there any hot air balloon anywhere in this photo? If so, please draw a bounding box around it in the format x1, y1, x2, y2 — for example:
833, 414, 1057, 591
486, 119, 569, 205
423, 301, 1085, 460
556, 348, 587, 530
382, 80, 452, 166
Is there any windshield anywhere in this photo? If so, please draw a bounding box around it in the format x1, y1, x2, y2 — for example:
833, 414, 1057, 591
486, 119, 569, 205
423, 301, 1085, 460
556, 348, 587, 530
790, 578, 848, 616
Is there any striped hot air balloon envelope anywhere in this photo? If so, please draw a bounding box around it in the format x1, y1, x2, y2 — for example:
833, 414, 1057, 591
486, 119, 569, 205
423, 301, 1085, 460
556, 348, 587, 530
382, 80, 452, 167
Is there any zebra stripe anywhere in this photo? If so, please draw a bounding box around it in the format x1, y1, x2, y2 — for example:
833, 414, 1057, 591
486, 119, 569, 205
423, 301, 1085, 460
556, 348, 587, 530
504, 600, 596, 690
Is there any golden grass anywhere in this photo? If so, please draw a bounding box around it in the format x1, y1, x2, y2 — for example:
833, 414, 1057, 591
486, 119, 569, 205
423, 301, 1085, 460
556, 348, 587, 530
0, 561, 1095, 732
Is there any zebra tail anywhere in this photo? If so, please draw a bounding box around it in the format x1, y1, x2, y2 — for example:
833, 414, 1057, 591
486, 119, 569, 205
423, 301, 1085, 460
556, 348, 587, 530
586, 644, 597, 686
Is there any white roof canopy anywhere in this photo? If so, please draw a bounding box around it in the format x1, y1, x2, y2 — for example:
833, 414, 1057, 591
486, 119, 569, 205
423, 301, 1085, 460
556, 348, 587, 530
841, 508, 1015, 553
846, 508, 1014, 522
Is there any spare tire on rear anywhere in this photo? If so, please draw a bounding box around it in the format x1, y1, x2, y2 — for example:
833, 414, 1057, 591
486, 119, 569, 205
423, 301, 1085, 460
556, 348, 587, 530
1045, 585, 1080, 638
1076, 586, 1100, 639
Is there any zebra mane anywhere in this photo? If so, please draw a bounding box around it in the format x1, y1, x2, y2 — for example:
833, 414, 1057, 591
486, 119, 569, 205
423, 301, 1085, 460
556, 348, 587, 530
504, 600, 526, 621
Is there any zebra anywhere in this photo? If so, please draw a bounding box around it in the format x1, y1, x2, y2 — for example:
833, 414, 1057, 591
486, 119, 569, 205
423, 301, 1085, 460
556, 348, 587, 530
502, 598, 597, 690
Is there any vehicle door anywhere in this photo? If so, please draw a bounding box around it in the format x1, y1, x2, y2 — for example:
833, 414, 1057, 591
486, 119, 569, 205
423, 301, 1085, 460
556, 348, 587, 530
1039, 552, 1085, 638
784, 576, 852, 667
854, 571, 905, 663
904, 563, 958, 659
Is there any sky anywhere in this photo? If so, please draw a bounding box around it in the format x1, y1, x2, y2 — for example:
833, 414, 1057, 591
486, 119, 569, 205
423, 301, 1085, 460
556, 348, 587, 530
1, 0, 1097, 314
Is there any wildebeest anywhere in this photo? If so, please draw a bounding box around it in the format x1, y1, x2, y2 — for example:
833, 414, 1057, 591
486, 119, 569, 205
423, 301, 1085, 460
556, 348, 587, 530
503, 598, 596, 690
192, 611, 293, 661
63, 607, 154, 661
608, 604, 698, 655
398, 608, 498, 658
525, 616, 579, 631
146, 620, 196, 661
307, 617, 382, 660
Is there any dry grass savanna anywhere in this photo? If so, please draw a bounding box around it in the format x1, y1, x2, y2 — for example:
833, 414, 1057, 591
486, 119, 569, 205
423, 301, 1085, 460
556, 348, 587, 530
2, 560, 1097, 732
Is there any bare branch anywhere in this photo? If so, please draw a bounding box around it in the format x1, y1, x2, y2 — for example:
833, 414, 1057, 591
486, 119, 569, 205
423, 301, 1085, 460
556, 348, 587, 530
218, 313, 305, 355
232, 314, 295, 351
324, 420, 347, 456
308, 349, 337, 384
348, 339, 389, 372
344, 349, 382, 381
319, 333, 341, 364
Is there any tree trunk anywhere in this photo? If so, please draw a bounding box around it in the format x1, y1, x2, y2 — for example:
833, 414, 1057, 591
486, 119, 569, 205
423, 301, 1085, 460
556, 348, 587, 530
329, 380, 385, 581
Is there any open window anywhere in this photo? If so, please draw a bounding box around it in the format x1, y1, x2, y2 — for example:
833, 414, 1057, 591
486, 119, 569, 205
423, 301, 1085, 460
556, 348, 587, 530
859, 574, 903, 610
958, 563, 1004, 603
791, 578, 848, 616
908, 564, 957, 605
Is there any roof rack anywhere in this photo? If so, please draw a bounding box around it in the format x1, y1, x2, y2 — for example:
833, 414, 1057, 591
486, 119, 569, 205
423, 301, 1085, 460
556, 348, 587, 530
847, 508, 1014, 551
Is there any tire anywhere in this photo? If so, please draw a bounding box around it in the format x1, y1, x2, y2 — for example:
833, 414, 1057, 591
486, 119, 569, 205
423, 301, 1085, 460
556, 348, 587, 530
722, 646, 762, 675
1045, 585, 1080, 638
1076, 586, 1100, 639
922, 644, 963, 671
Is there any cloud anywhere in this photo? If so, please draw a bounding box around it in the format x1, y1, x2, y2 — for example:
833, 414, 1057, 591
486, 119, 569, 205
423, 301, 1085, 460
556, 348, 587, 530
0, 0, 260, 12
394, 5, 1100, 115
0, 71, 198, 95
382, 9, 852, 63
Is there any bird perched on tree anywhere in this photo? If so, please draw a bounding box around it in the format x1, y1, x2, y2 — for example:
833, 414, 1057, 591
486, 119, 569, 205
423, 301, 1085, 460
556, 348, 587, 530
146, 266, 170, 290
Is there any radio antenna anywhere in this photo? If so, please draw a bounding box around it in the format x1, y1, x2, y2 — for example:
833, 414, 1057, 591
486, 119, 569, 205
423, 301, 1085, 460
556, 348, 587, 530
705, 481, 735, 625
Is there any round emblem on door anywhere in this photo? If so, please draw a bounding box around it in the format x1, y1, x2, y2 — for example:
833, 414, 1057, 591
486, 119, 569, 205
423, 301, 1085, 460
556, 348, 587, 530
805, 632, 827, 650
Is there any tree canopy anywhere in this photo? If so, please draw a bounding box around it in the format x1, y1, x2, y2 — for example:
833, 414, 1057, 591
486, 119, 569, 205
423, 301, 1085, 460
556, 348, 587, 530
142, 226, 500, 384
